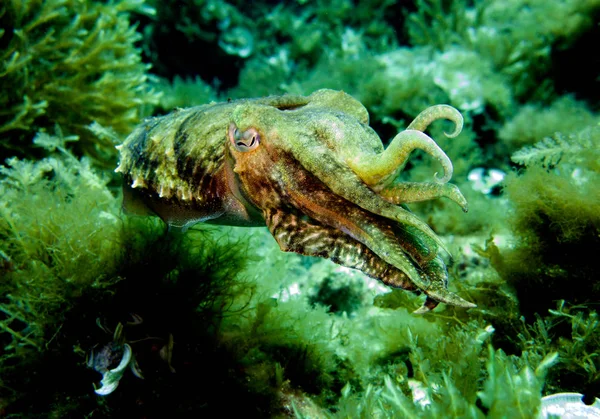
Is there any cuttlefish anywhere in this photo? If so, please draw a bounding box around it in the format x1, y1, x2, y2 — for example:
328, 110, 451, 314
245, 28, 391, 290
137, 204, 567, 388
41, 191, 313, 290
116, 89, 475, 313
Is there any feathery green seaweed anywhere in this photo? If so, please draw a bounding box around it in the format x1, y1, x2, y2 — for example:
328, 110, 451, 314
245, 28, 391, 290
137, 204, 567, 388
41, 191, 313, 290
0, 0, 159, 163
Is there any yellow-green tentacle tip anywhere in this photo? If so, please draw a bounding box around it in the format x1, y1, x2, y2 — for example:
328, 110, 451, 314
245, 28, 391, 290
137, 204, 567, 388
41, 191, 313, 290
407, 104, 464, 138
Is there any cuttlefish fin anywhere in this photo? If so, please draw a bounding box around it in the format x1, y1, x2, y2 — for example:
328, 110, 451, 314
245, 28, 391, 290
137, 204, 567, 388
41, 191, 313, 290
121, 183, 223, 233
122, 183, 155, 216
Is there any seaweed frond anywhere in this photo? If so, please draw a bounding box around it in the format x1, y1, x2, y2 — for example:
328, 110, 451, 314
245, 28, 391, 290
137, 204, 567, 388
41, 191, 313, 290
511, 133, 581, 167
477, 347, 555, 418
0, 132, 123, 365
511, 124, 600, 169
517, 301, 600, 394
0, 0, 160, 163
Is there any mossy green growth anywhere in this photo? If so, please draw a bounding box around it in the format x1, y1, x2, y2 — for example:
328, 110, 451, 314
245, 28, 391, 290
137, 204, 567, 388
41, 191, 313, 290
0, 161, 562, 416
499, 96, 599, 152
0, 0, 160, 164
202, 227, 557, 417
145, 0, 399, 86
497, 163, 600, 316
407, 0, 600, 99
331, 336, 556, 418
150, 75, 217, 112
0, 132, 132, 368
483, 119, 600, 319
0, 132, 261, 414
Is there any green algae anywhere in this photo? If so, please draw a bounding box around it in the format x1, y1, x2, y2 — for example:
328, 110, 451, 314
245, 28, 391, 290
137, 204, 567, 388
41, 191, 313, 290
0, 0, 160, 164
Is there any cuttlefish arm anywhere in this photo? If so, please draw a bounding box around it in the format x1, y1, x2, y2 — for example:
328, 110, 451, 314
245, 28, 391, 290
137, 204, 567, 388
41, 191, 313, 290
265, 209, 417, 292
295, 98, 468, 210
270, 155, 475, 310
347, 105, 463, 187
249, 99, 465, 257
265, 209, 473, 312
376, 180, 468, 212
276, 127, 453, 257
265, 209, 430, 311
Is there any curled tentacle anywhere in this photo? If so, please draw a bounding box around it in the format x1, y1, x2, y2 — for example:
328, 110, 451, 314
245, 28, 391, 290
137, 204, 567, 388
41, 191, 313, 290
407, 104, 463, 183
348, 130, 454, 186
407, 104, 463, 138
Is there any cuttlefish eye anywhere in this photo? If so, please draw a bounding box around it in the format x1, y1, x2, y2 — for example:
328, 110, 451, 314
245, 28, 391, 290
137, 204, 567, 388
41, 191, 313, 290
228, 123, 260, 152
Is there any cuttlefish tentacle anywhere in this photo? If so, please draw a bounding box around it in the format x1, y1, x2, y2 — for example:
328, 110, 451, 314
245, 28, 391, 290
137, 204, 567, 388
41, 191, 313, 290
282, 132, 451, 256
347, 105, 463, 187
347, 129, 454, 187
275, 158, 440, 290
232, 101, 454, 256
274, 156, 474, 309
418, 255, 476, 311
407, 104, 464, 138
407, 104, 463, 184
283, 181, 431, 290
264, 208, 467, 313
265, 208, 474, 312
377, 181, 468, 212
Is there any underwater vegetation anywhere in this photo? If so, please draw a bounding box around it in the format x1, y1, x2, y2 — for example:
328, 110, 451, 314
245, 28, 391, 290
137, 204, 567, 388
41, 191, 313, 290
1, 0, 599, 417
0, 0, 159, 164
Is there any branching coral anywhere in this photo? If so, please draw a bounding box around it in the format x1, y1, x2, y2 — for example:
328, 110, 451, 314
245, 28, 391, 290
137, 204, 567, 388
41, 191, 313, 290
0, 0, 159, 163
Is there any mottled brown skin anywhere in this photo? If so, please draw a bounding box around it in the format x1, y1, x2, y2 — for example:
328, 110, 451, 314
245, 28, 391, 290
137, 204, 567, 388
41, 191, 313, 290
116, 89, 474, 312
